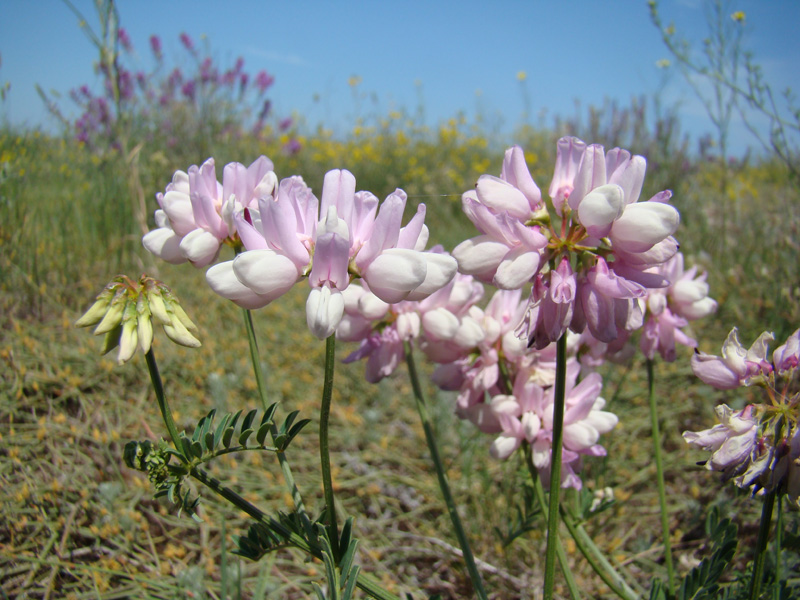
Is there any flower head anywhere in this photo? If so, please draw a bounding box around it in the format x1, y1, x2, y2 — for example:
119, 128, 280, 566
206, 169, 457, 338
76, 275, 201, 364
455, 138, 681, 349
685, 327, 800, 503
143, 156, 277, 267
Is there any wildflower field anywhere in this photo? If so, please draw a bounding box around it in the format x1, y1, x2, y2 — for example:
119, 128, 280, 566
2, 9, 800, 600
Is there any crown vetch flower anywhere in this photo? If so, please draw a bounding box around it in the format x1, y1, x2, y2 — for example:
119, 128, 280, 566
640, 252, 718, 361
685, 327, 800, 503
143, 156, 277, 267
206, 169, 457, 338
456, 138, 681, 349
691, 328, 774, 390
490, 361, 618, 489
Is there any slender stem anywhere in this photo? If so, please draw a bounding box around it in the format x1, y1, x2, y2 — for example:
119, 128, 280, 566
242, 308, 269, 406
526, 446, 581, 600
543, 333, 568, 600
749, 489, 776, 600
189, 467, 400, 600
144, 348, 182, 450
774, 494, 783, 600
404, 342, 489, 600
241, 307, 311, 531
646, 358, 675, 594
559, 505, 640, 600
319, 334, 340, 559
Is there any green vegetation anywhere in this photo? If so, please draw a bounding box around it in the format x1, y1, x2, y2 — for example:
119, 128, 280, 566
1, 5, 799, 594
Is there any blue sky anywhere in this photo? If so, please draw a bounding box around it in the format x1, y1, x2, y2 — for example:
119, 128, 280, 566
2, 0, 799, 155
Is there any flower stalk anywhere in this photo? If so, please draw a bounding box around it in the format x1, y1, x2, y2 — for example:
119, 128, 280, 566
241, 306, 311, 531
558, 503, 640, 600
144, 348, 182, 451
526, 446, 580, 600
320, 334, 340, 559
543, 332, 568, 600
646, 358, 675, 593
405, 342, 489, 600
748, 488, 776, 600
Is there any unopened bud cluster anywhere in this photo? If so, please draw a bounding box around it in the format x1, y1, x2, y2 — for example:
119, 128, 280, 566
76, 274, 201, 364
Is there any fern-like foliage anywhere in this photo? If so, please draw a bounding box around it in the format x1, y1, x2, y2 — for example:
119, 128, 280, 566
234, 511, 310, 561
311, 519, 361, 600
180, 404, 310, 465
649, 506, 738, 600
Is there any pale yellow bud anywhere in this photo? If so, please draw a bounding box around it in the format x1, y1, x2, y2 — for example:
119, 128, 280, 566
93, 290, 126, 335
118, 319, 139, 365
75, 286, 116, 328
164, 313, 201, 348
147, 289, 171, 326
137, 295, 154, 355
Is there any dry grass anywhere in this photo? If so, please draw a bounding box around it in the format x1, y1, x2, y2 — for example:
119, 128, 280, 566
1, 124, 798, 599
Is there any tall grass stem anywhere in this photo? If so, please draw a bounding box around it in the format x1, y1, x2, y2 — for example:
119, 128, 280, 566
748, 489, 776, 600
319, 334, 340, 559
646, 358, 675, 593
404, 342, 489, 600
526, 446, 581, 600
241, 307, 311, 530
144, 349, 182, 450
543, 333, 568, 599
559, 503, 640, 600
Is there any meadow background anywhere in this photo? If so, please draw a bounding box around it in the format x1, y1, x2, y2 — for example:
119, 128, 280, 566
1, 2, 800, 599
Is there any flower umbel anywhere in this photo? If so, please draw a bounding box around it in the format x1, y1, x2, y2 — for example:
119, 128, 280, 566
76, 274, 201, 363
685, 328, 800, 503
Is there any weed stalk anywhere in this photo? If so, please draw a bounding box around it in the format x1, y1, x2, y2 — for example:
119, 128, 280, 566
404, 342, 489, 600
646, 358, 675, 593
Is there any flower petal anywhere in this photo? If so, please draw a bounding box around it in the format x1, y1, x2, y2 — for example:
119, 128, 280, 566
232, 249, 300, 297
363, 248, 427, 303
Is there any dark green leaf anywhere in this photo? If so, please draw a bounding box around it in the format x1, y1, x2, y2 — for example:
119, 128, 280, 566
191, 440, 203, 458
256, 422, 271, 446
228, 409, 243, 431
286, 419, 311, 444
261, 402, 278, 427
241, 409, 258, 432
180, 437, 193, 459
282, 410, 300, 433
213, 413, 232, 449
239, 429, 254, 446
222, 426, 235, 449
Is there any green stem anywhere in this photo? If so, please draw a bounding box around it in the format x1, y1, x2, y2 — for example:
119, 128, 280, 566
774, 494, 783, 600
404, 342, 489, 600
144, 348, 182, 450
526, 446, 581, 600
241, 308, 311, 530
559, 505, 640, 600
543, 333, 568, 600
189, 467, 399, 600
319, 334, 340, 559
749, 489, 776, 600
646, 358, 675, 594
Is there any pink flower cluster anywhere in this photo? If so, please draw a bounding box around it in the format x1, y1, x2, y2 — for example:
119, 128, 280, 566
639, 252, 717, 361
144, 163, 458, 339
143, 137, 708, 491
453, 139, 681, 350
143, 156, 277, 267
333, 137, 703, 488
339, 272, 619, 489
685, 328, 800, 502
